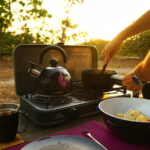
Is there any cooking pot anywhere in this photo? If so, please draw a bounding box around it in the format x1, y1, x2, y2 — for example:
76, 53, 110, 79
28, 45, 71, 95
82, 69, 123, 90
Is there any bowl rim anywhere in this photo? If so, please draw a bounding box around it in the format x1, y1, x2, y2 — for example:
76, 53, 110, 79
0, 103, 20, 116
99, 97, 150, 124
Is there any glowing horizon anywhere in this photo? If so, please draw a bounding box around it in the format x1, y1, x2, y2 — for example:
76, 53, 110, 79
43, 0, 150, 41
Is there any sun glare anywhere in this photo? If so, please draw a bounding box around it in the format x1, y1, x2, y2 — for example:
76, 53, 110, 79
43, 0, 150, 41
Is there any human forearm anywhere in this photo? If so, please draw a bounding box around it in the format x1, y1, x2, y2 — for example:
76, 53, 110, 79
134, 50, 150, 82
121, 51, 150, 91
102, 9, 150, 65
114, 9, 150, 42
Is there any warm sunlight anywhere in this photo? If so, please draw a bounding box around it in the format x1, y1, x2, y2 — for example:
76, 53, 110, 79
43, 0, 150, 41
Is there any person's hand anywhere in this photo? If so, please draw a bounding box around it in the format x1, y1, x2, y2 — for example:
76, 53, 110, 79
122, 72, 142, 92
102, 38, 123, 65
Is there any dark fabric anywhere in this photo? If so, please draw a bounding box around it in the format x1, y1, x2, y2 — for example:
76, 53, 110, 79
5, 120, 150, 150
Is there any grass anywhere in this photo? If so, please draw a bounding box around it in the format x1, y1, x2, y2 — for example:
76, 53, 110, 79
0, 57, 19, 103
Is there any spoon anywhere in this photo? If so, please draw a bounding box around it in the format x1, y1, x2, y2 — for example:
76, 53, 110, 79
82, 131, 108, 150
100, 61, 109, 75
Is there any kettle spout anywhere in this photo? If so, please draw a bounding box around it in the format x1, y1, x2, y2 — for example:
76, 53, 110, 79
28, 61, 41, 78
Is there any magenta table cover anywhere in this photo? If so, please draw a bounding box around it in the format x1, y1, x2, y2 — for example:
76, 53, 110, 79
4, 120, 150, 150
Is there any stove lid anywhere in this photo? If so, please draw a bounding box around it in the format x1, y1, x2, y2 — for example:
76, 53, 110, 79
13, 44, 98, 95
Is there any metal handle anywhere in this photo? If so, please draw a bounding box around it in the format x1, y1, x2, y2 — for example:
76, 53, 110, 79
100, 62, 109, 75
39, 45, 67, 64
28, 61, 37, 73
28, 61, 40, 77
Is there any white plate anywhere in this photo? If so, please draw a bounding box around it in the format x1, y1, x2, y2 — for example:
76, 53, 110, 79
21, 135, 106, 150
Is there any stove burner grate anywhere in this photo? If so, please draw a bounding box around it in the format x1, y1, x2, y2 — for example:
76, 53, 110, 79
71, 82, 127, 100
28, 94, 72, 106
71, 82, 103, 100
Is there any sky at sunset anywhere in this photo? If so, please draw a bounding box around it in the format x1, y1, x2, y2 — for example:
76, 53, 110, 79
43, 0, 150, 41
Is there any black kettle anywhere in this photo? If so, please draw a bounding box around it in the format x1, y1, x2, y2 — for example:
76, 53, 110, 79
28, 45, 71, 95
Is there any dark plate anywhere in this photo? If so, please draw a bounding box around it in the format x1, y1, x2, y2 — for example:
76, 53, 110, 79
21, 135, 106, 150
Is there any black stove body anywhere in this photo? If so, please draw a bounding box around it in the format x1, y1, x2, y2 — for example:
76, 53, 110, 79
14, 44, 131, 127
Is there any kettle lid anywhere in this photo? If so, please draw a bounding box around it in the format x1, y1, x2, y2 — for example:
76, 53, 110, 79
50, 58, 58, 67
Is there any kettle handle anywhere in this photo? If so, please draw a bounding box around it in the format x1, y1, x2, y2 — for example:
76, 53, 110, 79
39, 45, 67, 64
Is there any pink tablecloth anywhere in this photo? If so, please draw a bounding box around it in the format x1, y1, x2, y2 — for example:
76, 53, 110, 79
5, 120, 150, 150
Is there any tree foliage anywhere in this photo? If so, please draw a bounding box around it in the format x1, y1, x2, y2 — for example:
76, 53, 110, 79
0, 0, 86, 56
119, 30, 150, 58
0, 0, 52, 55
82, 39, 109, 59
0, 0, 13, 33
50, 0, 87, 44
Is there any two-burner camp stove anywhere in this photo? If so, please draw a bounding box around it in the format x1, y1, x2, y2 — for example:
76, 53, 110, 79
14, 44, 131, 127
19, 82, 131, 127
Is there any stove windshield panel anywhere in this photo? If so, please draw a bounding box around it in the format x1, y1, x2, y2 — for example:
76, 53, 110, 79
13, 44, 98, 95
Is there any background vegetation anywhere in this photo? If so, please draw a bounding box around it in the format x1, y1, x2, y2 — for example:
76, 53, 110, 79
0, 0, 86, 55
1, 0, 150, 58
119, 30, 150, 58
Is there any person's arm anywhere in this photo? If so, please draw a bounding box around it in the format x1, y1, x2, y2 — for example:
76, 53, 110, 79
102, 9, 150, 64
122, 50, 150, 91
114, 9, 150, 42
134, 50, 150, 82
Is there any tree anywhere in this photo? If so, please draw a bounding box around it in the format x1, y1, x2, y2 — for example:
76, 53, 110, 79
0, 0, 13, 33
82, 39, 109, 59
119, 30, 150, 58
0, 0, 52, 55
54, 0, 87, 44
0, 0, 86, 55
10, 0, 52, 42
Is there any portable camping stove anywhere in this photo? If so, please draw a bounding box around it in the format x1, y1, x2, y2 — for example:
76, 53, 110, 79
19, 82, 131, 127
14, 44, 132, 127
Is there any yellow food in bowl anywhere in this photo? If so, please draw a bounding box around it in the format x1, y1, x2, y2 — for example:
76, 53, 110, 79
115, 109, 149, 122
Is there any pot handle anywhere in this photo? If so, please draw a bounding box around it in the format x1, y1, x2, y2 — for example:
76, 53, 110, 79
39, 45, 67, 64
110, 74, 124, 85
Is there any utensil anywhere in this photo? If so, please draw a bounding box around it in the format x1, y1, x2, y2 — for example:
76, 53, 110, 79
82, 69, 124, 90
99, 97, 150, 145
82, 131, 108, 150
100, 61, 109, 75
